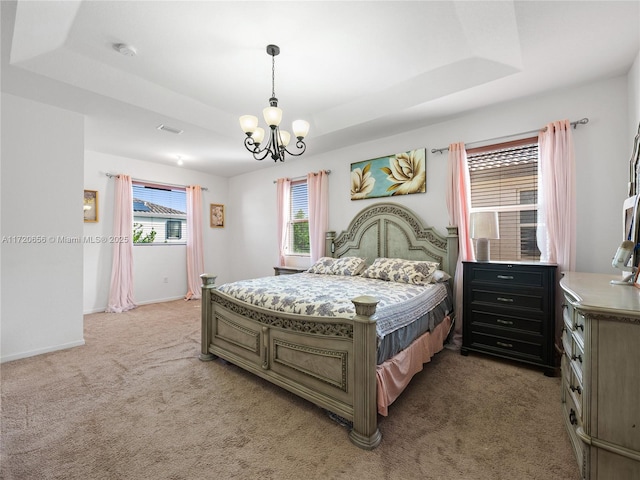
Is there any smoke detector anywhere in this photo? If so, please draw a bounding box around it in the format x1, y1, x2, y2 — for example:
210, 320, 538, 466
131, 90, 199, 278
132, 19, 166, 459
114, 43, 137, 57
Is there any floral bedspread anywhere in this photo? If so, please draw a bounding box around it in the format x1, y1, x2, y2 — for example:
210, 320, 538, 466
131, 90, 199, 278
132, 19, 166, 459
216, 272, 449, 338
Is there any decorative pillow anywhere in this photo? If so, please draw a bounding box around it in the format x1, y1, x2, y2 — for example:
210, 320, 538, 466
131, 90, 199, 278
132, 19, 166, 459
361, 258, 439, 285
306, 257, 336, 275
306, 257, 367, 276
330, 256, 367, 276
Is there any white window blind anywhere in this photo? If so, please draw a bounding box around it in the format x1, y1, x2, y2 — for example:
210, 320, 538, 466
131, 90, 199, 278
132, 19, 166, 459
132, 182, 188, 245
287, 180, 310, 255
467, 137, 540, 261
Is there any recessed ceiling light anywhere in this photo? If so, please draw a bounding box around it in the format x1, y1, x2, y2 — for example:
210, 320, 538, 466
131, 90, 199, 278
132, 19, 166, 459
156, 124, 184, 135
114, 43, 137, 57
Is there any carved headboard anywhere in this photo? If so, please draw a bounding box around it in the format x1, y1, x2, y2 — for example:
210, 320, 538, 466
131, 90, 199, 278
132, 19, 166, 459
325, 203, 459, 278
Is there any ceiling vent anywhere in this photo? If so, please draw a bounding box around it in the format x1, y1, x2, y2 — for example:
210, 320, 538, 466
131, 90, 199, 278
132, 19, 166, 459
156, 124, 184, 135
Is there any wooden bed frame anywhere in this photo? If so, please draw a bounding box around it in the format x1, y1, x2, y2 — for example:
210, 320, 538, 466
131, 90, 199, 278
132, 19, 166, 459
199, 202, 458, 449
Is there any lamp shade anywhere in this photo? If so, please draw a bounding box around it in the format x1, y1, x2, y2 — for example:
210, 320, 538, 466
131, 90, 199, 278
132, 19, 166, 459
239, 115, 258, 134
252, 127, 265, 145
263, 106, 283, 127
292, 119, 310, 139
278, 130, 291, 147
470, 211, 500, 239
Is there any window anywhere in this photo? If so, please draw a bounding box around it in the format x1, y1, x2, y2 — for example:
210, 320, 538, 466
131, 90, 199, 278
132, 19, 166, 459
287, 180, 310, 255
132, 182, 187, 245
166, 220, 182, 240
467, 137, 540, 261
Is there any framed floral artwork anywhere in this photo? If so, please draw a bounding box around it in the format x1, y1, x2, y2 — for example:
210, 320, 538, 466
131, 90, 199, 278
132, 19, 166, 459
84, 190, 98, 222
210, 204, 224, 228
350, 148, 426, 200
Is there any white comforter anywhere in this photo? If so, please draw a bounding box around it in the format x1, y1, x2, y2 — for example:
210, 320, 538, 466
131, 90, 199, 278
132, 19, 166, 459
216, 272, 449, 338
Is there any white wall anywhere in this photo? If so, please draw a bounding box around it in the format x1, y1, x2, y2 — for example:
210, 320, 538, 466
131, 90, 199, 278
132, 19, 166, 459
1, 93, 85, 362
2, 68, 635, 361
228, 75, 631, 282
629, 51, 640, 147
83, 151, 229, 313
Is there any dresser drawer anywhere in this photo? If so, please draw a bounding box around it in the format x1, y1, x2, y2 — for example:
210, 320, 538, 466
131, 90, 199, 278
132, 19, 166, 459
468, 288, 545, 312
563, 309, 585, 346
561, 379, 586, 478
469, 309, 544, 335
470, 265, 545, 287
564, 359, 583, 417
562, 294, 585, 345
562, 327, 584, 369
468, 330, 544, 360
468, 265, 546, 287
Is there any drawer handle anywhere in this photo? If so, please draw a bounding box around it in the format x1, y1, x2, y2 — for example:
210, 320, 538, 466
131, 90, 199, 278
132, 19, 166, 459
573, 323, 584, 332
496, 341, 513, 349
496, 319, 514, 326
571, 354, 583, 363
497, 275, 514, 280
569, 408, 578, 425
570, 384, 582, 395
496, 297, 514, 303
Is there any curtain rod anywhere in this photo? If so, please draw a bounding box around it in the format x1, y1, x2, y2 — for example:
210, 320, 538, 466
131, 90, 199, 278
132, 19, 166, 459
430, 117, 589, 154
272, 169, 331, 184
105, 173, 208, 191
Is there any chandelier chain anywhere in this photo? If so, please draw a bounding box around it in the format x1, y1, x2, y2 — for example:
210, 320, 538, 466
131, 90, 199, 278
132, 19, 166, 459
271, 53, 276, 99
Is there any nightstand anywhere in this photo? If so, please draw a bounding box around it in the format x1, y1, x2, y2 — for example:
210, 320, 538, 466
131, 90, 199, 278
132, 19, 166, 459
461, 261, 557, 375
273, 266, 307, 276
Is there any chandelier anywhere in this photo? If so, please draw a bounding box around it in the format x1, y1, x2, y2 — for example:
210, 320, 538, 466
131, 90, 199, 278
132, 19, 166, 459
239, 45, 310, 162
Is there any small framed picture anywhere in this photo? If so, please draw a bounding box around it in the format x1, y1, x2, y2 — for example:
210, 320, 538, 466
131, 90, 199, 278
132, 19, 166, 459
84, 190, 98, 222
210, 204, 224, 228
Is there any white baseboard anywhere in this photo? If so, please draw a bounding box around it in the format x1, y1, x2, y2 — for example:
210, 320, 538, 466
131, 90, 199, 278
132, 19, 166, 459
1, 339, 85, 364
83, 296, 186, 315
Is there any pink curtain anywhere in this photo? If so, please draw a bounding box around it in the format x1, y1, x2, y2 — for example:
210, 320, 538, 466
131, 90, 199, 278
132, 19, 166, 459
537, 119, 576, 346
185, 185, 204, 300
276, 178, 291, 266
106, 174, 137, 313
446, 142, 474, 347
307, 171, 329, 263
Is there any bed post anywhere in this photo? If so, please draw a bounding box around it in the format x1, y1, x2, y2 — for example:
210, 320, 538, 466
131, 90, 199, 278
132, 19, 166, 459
199, 273, 217, 362
349, 295, 382, 450
326, 231, 336, 258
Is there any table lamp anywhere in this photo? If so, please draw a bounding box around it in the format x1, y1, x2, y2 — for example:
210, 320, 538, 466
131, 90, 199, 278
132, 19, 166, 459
470, 211, 500, 262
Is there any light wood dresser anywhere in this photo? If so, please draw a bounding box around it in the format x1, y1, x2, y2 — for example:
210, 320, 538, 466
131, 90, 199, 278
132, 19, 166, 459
559, 272, 640, 480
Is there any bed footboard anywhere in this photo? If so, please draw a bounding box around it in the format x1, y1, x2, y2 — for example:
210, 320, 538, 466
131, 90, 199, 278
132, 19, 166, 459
199, 274, 382, 450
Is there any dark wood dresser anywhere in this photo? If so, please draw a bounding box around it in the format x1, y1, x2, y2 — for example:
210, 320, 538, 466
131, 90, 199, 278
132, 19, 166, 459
462, 261, 557, 375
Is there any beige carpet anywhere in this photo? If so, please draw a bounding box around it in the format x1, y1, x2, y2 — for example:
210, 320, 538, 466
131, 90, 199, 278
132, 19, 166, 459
1, 300, 580, 480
